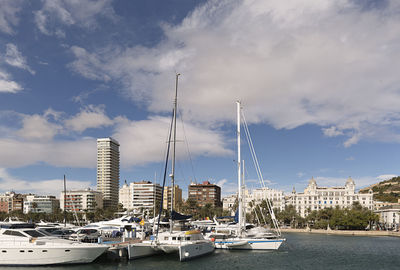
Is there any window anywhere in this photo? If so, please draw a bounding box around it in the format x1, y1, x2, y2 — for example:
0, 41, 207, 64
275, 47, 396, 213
3, 230, 26, 237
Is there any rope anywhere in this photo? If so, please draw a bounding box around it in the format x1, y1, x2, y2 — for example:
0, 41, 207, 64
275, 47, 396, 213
155, 108, 174, 241
241, 110, 281, 236
179, 108, 197, 183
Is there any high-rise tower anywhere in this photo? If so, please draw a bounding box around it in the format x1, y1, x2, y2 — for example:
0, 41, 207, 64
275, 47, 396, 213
97, 137, 120, 209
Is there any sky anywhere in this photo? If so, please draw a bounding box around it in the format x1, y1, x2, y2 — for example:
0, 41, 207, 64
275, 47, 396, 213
0, 0, 400, 198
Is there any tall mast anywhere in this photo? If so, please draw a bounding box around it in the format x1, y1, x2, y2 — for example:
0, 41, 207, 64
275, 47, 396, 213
63, 174, 67, 227
236, 101, 243, 236
170, 73, 180, 232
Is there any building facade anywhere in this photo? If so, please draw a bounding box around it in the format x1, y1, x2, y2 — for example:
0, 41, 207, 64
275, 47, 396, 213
222, 187, 284, 215
0, 192, 25, 213
245, 187, 285, 212
60, 189, 103, 212
23, 195, 59, 214
119, 181, 162, 213
375, 206, 400, 230
163, 185, 183, 211
97, 137, 120, 209
188, 181, 222, 207
287, 177, 374, 217
222, 194, 237, 213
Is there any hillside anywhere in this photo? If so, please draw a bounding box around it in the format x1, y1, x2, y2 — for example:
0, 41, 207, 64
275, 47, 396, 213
359, 176, 400, 202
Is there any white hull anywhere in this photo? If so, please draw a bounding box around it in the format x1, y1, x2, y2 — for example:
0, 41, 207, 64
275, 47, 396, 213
0, 245, 108, 265
214, 238, 284, 250
178, 241, 214, 261
127, 242, 160, 259
128, 240, 214, 261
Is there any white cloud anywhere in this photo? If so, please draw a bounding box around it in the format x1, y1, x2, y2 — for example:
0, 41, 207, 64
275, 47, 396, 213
0, 0, 23, 34
4, 44, 35, 74
346, 156, 355, 161
34, 0, 116, 37
0, 70, 22, 93
297, 172, 305, 178
311, 175, 397, 189
323, 126, 344, 137
16, 114, 62, 141
217, 178, 227, 188
65, 105, 113, 132
69, 0, 400, 147
376, 174, 398, 182
0, 105, 232, 169
0, 137, 96, 168
68, 46, 111, 81
218, 178, 238, 196
113, 116, 232, 168
0, 168, 94, 196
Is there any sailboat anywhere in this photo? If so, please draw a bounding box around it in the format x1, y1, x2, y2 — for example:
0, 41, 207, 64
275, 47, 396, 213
128, 74, 214, 261
209, 101, 285, 250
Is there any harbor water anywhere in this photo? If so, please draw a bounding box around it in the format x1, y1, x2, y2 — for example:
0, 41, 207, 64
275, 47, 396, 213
2, 232, 400, 270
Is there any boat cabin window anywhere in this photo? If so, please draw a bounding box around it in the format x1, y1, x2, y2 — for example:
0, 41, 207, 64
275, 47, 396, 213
3, 230, 26, 237
185, 237, 191, 240
24, 230, 46, 238
172, 237, 177, 240
177, 237, 181, 240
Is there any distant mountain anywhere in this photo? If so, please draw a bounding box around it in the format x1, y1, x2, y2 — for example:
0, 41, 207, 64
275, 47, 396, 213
359, 176, 400, 202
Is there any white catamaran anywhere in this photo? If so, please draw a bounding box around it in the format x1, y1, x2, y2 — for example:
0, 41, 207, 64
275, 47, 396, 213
128, 74, 214, 261
209, 101, 285, 250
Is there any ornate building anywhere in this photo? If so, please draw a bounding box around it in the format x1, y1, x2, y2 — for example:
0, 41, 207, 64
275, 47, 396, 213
287, 177, 374, 217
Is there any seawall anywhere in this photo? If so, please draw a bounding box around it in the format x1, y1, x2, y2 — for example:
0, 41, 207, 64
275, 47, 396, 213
281, 228, 400, 237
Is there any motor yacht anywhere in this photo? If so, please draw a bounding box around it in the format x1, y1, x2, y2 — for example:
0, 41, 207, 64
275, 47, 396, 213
0, 224, 108, 265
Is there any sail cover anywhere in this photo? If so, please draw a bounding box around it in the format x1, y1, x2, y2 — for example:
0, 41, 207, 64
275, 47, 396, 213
171, 210, 192, 220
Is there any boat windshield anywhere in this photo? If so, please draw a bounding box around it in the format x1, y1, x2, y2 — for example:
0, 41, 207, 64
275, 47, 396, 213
23, 230, 46, 237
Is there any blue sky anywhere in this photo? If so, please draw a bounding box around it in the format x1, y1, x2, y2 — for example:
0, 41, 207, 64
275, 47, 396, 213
0, 0, 399, 198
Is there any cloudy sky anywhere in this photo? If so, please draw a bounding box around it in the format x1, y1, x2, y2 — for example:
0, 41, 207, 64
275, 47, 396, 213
0, 0, 399, 197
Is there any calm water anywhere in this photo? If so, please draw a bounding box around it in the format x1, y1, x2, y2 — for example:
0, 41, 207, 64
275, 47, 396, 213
3, 233, 400, 270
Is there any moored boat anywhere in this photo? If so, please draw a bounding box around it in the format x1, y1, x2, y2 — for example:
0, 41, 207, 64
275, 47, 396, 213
128, 74, 215, 261
205, 101, 285, 250
0, 224, 108, 265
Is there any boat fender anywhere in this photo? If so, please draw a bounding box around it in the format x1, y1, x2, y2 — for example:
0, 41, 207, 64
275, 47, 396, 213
211, 238, 215, 242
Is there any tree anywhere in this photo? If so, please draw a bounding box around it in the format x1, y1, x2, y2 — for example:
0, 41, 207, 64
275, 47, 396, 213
276, 205, 304, 228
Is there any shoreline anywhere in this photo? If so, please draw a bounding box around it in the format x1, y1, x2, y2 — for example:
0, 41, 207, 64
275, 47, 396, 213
280, 228, 400, 237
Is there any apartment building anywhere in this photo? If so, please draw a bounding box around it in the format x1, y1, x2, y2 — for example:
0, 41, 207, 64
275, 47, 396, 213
163, 185, 183, 211
97, 137, 120, 209
188, 181, 221, 207
119, 181, 162, 213
23, 195, 59, 214
60, 189, 103, 212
